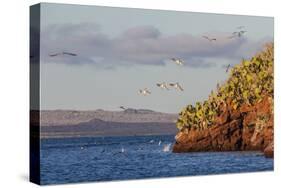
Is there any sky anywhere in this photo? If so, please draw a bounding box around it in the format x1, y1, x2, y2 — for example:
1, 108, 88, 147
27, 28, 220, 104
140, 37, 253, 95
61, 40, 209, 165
37, 3, 274, 113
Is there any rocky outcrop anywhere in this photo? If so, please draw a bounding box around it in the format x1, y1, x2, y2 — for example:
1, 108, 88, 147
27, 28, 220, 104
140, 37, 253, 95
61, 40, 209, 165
173, 96, 274, 158
264, 142, 274, 158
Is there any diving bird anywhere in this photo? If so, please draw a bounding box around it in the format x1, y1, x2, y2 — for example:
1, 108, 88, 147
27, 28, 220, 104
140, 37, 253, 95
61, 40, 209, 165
202, 35, 217, 42
163, 143, 171, 152
139, 88, 151, 96
169, 82, 184, 91
156, 82, 169, 90
170, 58, 184, 66
49, 51, 77, 57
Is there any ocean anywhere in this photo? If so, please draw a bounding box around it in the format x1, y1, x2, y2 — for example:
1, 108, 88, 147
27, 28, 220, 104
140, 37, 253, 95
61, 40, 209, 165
40, 135, 273, 185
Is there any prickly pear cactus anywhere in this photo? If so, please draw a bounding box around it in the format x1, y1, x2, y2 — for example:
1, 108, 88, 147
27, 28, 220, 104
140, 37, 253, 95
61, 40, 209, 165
176, 43, 273, 131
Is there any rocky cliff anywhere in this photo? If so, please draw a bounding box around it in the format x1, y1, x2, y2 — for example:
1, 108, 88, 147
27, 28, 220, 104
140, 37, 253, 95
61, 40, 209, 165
173, 43, 274, 158
173, 96, 273, 157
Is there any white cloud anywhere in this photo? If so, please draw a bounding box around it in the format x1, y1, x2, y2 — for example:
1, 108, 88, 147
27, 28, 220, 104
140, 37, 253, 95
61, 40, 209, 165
40, 22, 273, 68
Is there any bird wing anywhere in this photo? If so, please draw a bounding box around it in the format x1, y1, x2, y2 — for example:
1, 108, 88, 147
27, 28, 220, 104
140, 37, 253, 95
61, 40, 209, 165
202, 36, 209, 40
164, 83, 169, 89
177, 84, 184, 91
49, 53, 60, 57
144, 88, 151, 93
63, 52, 77, 56
226, 64, 232, 72
156, 83, 161, 87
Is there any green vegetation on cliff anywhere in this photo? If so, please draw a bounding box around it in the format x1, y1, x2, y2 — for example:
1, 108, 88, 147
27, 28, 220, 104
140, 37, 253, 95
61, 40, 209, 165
176, 43, 274, 131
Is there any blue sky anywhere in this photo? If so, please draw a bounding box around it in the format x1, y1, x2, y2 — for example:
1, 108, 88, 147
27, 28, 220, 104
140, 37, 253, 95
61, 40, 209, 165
38, 3, 273, 113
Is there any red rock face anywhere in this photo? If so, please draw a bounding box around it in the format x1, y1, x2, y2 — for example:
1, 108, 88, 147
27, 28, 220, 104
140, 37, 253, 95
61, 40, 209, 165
264, 142, 274, 158
173, 96, 274, 158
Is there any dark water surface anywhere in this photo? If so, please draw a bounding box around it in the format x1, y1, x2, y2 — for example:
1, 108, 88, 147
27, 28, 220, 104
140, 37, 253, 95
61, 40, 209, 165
40, 135, 273, 185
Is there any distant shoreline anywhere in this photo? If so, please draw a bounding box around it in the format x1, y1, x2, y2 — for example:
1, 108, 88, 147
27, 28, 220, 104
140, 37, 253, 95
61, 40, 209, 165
31, 109, 178, 139
39, 121, 177, 139
40, 133, 176, 139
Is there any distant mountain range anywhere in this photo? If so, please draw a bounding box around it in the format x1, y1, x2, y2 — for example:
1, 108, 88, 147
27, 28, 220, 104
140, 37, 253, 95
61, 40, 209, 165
38, 109, 178, 138
40, 109, 178, 126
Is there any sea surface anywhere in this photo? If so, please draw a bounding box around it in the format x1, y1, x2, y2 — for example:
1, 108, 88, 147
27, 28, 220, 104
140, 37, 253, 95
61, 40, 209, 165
40, 135, 273, 185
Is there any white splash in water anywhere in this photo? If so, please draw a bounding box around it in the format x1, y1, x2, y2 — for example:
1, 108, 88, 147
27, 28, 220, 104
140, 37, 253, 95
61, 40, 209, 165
158, 141, 162, 146
121, 147, 125, 153
163, 143, 171, 152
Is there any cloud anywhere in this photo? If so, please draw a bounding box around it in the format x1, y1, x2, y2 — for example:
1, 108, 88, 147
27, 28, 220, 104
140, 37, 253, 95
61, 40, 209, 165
40, 22, 273, 68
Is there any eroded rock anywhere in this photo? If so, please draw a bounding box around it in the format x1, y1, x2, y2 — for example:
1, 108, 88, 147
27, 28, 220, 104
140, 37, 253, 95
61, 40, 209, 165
173, 96, 274, 158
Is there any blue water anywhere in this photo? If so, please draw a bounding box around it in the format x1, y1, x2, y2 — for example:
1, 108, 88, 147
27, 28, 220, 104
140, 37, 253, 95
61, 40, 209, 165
40, 135, 273, 185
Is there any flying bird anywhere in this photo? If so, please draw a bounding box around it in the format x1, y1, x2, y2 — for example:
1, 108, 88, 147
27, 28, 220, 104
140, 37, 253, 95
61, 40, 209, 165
228, 30, 247, 39
235, 30, 247, 37
169, 82, 184, 91
49, 51, 77, 57
119, 106, 126, 110
202, 36, 217, 42
170, 58, 184, 66
139, 88, 151, 96
156, 82, 169, 90
224, 64, 232, 73
62, 52, 77, 56
49, 53, 61, 57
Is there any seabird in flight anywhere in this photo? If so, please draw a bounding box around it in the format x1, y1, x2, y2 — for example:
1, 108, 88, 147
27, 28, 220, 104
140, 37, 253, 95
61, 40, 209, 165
49, 51, 77, 57
170, 58, 184, 66
169, 82, 184, 91
139, 88, 151, 96
202, 35, 217, 42
119, 106, 126, 110
228, 30, 247, 38
224, 64, 232, 73
156, 82, 169, 90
